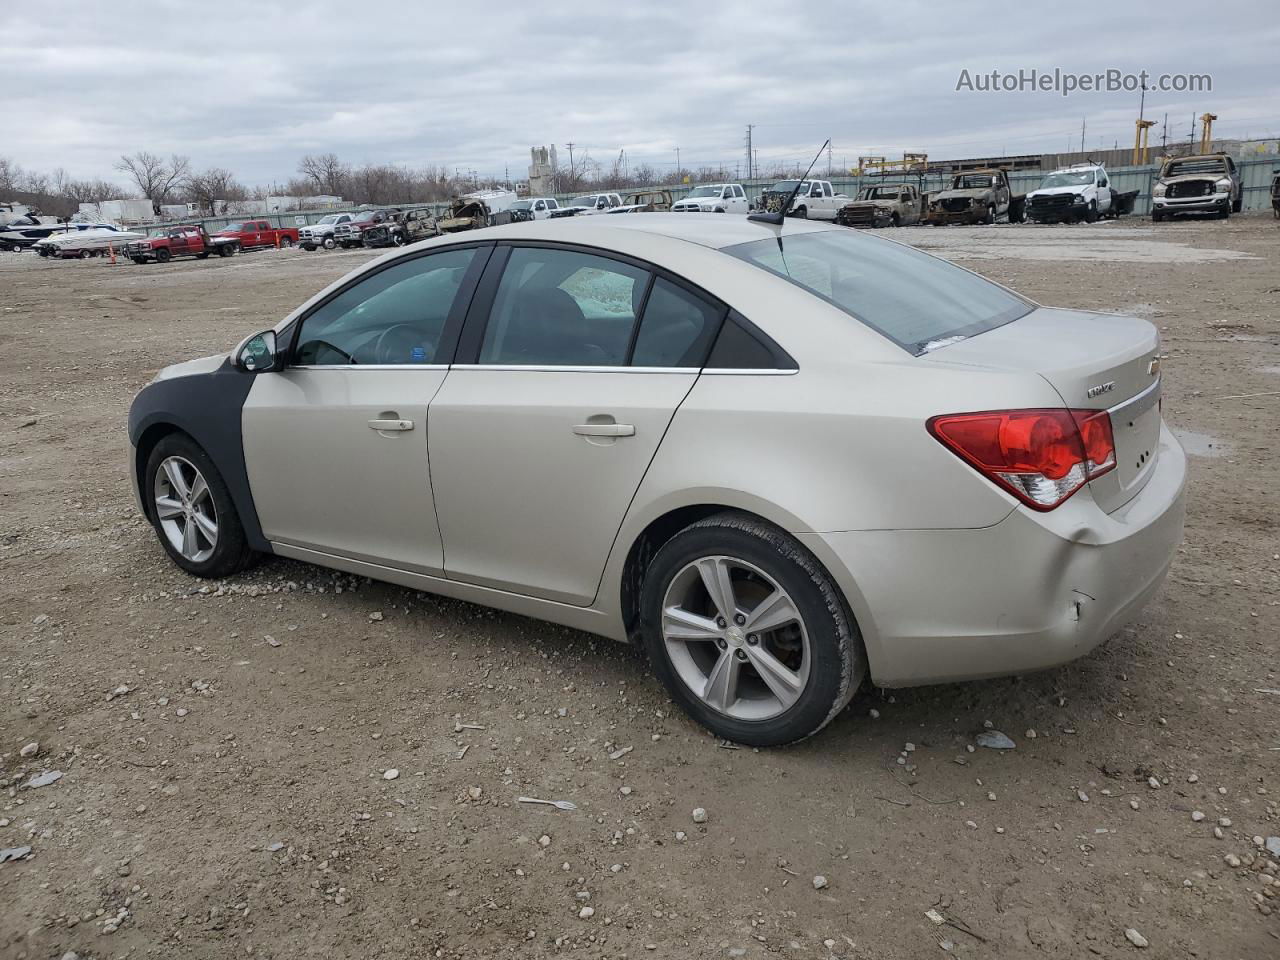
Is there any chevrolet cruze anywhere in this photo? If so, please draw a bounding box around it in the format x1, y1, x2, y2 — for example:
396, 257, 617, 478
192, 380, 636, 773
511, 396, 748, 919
128, 215, 1187, 745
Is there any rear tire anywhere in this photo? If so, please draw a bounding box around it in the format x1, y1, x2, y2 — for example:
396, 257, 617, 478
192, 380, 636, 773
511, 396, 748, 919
280, 236, 294, 248
640, 512, 865, 746
144, 433, 255, 579
793, 205, 807, 219
196, 252, 209, 259
79, 249, 92, 259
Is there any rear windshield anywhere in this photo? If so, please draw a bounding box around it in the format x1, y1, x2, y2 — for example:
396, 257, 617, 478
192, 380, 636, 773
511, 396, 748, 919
723, 230, 1032, 355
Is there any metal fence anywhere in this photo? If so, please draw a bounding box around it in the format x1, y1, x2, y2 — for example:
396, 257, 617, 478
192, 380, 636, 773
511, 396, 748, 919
615, 157, 1277, 216
157, 156, 1276, 232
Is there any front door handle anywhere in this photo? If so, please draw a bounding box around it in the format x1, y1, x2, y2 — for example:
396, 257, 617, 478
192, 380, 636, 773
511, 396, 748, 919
368, 418, 414, 432
573, 423, 635, 438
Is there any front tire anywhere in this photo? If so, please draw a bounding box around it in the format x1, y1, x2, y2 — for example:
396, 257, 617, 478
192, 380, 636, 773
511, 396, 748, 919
640, 512, 865, 746
322, 236, 336, 250
144, 434, 255, 578
155, 248, 171, 263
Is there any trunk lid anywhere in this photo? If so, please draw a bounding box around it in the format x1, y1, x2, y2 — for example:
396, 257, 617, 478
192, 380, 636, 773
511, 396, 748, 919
923, 307, 1162, 512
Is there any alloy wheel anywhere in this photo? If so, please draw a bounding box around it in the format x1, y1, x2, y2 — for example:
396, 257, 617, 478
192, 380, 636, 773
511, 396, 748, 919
153, 456, 218, 563
661, 556, 810, 721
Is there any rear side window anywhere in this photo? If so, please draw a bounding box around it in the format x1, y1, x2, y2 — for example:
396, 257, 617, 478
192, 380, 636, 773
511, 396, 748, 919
723, 231, 1031, 355
479, 247, 648, 366
631, 279, 722, 367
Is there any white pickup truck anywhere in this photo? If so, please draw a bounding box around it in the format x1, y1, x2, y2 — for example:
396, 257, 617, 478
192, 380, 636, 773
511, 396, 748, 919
671, 183, 750, 214
1025, 164, 1113, 223
760, 179, 850, 220
299, 213, 355, 251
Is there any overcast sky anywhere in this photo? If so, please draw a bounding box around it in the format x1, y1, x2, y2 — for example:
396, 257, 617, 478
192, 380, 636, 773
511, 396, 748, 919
5, 0, 1278, 189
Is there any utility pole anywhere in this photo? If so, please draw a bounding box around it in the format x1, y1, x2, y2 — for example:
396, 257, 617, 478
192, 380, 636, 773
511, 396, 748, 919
565, 143, 575, 190
1161, 112, 1168, 152
826, 141, 833, 177
1080, 117, 1086, 154
675, 146, 681, 177
744, 125, 754, 181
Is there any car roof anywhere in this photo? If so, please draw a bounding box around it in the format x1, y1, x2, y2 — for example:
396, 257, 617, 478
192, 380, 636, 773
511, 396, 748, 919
480, 213, 839, 250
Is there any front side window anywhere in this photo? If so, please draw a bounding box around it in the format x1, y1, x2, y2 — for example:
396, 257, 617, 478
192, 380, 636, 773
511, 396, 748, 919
724, 230, 1031, 355
479, 248, 649, 366
294, 248, 478, 366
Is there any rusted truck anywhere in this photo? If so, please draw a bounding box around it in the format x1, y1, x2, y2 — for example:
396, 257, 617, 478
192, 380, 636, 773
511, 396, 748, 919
835, 183, 923, 227
925, 169, 1024, 225
1150, 154, 1243, 221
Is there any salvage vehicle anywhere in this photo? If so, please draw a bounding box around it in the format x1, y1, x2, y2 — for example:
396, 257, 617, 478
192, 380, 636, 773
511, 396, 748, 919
212, 220, 300, 250
363, 209, 439, 248
509, 198, 561, 222
299, 213, 355, 251
926, 169, 1024, 225
550, 193, 621, 217
1272, 170, 1280, 219
439, 191, 523, 232
671, 183, 750, 214
35, 226, 146, 258
549, 193, 624, 217
1024, 164, 1137, 223
1150, 154, 1243, 222
124, 224, 240, 263
758, 179, 849, 220
835, 183, 923, 227
128, 214, 1185, 746
335, 209, 400, 248
608, 189, 674, 213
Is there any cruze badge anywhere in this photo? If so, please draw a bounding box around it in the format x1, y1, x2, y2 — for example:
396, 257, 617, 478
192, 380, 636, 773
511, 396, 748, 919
1086, 381, 1115, 399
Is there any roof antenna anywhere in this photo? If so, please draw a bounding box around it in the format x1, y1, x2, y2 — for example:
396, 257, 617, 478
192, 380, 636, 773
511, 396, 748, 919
749, 139, 831, 225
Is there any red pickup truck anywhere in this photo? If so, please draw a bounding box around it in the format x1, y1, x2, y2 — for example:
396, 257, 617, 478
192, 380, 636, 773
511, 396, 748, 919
124, 225, 240, 263
211, 219, 300, 250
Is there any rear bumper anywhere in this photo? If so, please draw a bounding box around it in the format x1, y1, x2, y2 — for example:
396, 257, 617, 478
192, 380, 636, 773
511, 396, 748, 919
806, 422, 1187, 687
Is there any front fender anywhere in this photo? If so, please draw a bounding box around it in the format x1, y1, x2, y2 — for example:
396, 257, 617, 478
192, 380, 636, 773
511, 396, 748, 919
128, 361, 269, 551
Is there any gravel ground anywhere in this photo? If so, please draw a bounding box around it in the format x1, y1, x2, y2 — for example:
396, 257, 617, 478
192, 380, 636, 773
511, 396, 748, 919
2, 216, 1278, 959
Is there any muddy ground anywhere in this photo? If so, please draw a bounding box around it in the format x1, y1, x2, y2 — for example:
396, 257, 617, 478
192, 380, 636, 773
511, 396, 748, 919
2, 215, 1278, 960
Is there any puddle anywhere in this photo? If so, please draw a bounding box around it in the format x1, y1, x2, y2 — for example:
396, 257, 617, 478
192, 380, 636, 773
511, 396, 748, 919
1172, 428, 1229, 458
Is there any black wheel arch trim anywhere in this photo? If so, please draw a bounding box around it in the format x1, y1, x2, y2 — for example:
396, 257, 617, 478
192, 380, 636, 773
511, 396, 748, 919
128, 358, 270, 553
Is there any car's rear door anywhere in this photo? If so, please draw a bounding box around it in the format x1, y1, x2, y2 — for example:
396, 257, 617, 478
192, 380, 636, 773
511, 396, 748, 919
428, 243, 725, 605
241, 243, 491, 574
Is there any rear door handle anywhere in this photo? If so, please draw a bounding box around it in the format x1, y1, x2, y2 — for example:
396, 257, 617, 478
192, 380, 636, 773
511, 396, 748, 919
368, 418, 414, 432
573, 423, 635, 438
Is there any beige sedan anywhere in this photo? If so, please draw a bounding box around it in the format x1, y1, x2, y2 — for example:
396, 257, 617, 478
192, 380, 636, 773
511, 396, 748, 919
128, 215, 1186, 745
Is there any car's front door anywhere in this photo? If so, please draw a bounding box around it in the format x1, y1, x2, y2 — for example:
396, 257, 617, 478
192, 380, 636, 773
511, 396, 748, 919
241, 244, 490, 573
429, 244, 725, 605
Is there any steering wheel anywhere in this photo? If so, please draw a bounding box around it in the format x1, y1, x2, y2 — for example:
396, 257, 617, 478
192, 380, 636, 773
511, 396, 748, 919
373, 324, 428, 364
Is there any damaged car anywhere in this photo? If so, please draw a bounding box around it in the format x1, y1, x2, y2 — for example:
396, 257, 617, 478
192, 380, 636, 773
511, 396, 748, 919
835, 183, 923, 228
363, 209, 440, 248
1150, 154, 1242, 222
926, 169, 1024, 225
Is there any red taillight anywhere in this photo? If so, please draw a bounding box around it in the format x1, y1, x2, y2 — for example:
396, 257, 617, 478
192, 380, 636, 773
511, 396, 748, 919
927, 408, 1116, 510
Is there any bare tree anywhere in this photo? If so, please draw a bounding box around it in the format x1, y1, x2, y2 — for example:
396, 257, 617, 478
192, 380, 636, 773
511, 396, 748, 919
297, 154, 350, 197
0, 156, 24, 196
184, 167, 247, 215
114, 151, 190, 203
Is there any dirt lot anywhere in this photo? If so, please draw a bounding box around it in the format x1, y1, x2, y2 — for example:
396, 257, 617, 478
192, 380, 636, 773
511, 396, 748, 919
2, 216, 1278, 960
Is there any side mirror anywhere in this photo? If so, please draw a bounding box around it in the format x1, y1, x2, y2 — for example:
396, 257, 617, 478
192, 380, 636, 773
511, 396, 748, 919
234, 330, 278, 372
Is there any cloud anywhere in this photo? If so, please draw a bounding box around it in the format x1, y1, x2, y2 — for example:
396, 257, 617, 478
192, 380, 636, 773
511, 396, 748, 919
3, 0, 1276, 188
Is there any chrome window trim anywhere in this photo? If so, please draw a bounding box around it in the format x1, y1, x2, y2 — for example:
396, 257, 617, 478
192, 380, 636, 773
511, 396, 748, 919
700, 368, 799, 376
448, 364, 700, 374
288, 363, 450, 371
